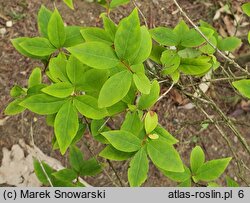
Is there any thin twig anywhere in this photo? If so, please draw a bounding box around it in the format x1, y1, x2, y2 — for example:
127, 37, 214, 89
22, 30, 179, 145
157, 82, 174, 102
172, 0, 250, 75
132, 0, 148, 27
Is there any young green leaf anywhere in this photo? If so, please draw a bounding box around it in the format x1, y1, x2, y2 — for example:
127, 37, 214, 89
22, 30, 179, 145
20, 37, 56, 56
207, 182, 220, 187
67, 42, 119, 69
63, 0, 74, 9
42, 82, 74, 98
64, 26, 85, 47
150, 27, 178, 46
66, 55, 89, 88
173, 20, 189, 44
170, 70, 180, 83
242, 3, 250, 17
80, 28, 113, 45
217, 37, 241, 52
73, 95, 108, 119
4, 99, 25, 115
48, 8, 66, 48
102, 14, 117, 40
178, 48, 202, 59
248, 32, 250, 44
133, 72, 151, 94
55, 101, 79, 154
52, 169, 77, 181
178, 178, 192, 187
152, 125, 178, 144
49, 53, 70, 82
226, 176, 239, 187
179, 56, 212, 75
144, 111, 158, 134
110, 0, 130, 8
37, 5, 52, 38
33, 159, 55, 185
190, 146, 205, 174
138, 80, 160, 110
98, 70, 132, 108
80, 158, 102, 176
128, 148, 149, 187
193, 157, 232, 182
129, 26, 152, 65
69, 145, 84, 172
161, 165, 191, 182
114, 9, 141, 61
27, 84, 47, 95
121, 111, 143, 137
10, 85, 25, 98
99, 145, 134, 161
19, 94, 66, 115
161, 50, 180, 75
90, 119, 109, 144
232, 79, 250, 99
199, 36, 217, 54
28, 67, 42, 88
101, 130, 142, 152
147, 139, 184, 172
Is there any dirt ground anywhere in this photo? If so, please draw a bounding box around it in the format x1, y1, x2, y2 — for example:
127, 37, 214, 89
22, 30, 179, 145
0, 0, 250, 186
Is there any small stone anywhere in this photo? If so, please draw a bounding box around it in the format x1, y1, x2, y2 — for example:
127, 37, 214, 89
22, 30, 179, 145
33, 117, 37, 122
6, 21, 13, 27
0, 28, 7, 35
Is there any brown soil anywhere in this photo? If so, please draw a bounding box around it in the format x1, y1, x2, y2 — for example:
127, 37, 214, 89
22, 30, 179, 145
0, 0, 249, 186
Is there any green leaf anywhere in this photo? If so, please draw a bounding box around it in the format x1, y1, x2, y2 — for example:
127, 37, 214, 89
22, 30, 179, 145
107, 101, 127, 116
4, 98, 25, 115
80, 28, 112, 45
144, 111, 158, 134
42, 82, 74, 98
28, 67, 42, 88
248, 32, 250, 44
218, 37, 241, 51
161, 50, 180, 75
101, 130, 142, 152
52, 169, 77, 181
48, 8, 66, 48
10, 85, 25, 98
67, 42, 119, 69
190, 146, 205, 174
27, 84, 47, 95
152, 125, 178, 144
110, 0, 130, 8
19, 37, 56, 56
199, 36, 217, 54
179, 56, 212, 75
98, 70, 132, 108
80, 69, 109, 93
99, 145, 134, 161
11, 37, 47, 59
161, 165, 191, 182
37, 5, 52, 38
226, 176, 239, 187
128, 148, 149, 187
232, 79, 250, 99
147, 139, 184, 172
90, 119, 109, 144
138, 80, 160, 110
133, 72, 151, 94
63, 0, 74, 9
19, 94, 66, 115
114, 9, 141, 60
80, 158, 102, 176
173, 20, 189, 44
49, 53, 69, 82
207, 182, 220, 187
55, 101, 79, 155
102, 14, 117, 40
121, 111, 143, 137
178, 178, 191, 187
64, 26, 85, 47
69, 145, 84, 172
150, 27, 178, 46
73, 95, 108, 119
181, 27, 214, 47
242, 3, 250, 17
129, 26, 152, 65
149, 44, 166, 64
178, 48, 202, 59
66, 55, 89, 88
193, 157, 231, 182
33, 159, 55, 185
170, 70, 180, 83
